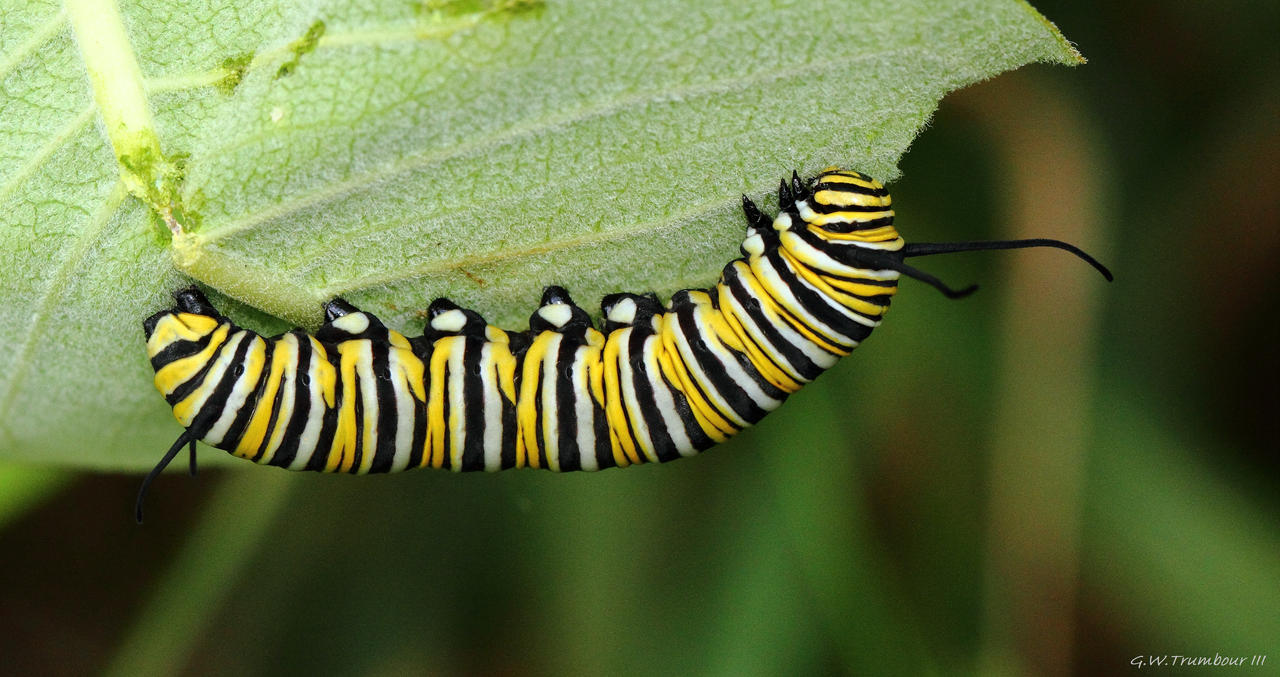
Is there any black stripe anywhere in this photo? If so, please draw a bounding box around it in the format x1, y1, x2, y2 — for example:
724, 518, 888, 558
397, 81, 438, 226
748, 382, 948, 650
407, 372, 427, 470
347, 349, 366, 474
725, 264, 823, 381
187, 333, 256, 444
765, 251, 867, 347
812, 178, 887, 197
438, 348, 452, 471
659, 302, 742, 440
715, 285, 797, 393
672, 297, 768, 425
656, 352, 717, 454
460, 340, 487, 472
815, 215, 895, 233
752, 253, 856, 353
267, 331, 312, 469
703, 293, 789, 404
368, 338, 399, 474
787, 252, 890, 339
150, 332, 213, 371
164, 323, 236, 406
625, 329, 680, 462
220, 337, 274, 452
591, 369, 615, 470
607, 332, 642, 465
809, 200, 892, 214
554, 337, 582, 472
250, 337, 293, 462
306, 345, 343, 472
499, 344, 519, 470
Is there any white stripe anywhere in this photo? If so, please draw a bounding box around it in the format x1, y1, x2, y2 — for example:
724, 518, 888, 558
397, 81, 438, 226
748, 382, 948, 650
447, 340, 467, 470
781, 230, 904, 276
179, 330, 246, 429
717, 273, 809, 383
539, 334, 562, 471
354, 341, 380, 474
744, 261, 840, 369
387, 342, 418, 473
796, 199, 894, 229
203, 334, 263, 445
756, 255, 854, 345
781, 255, 880, 330
667, 309, 749, 428
606, 297, 637, 325
615, 330, 658, 462
642, 332, 696, 457
257, 334, 299, 466
289, 337, 328, 470
689, 305, 782, 412
430, 309, 467, 333
572, 347, 598, 470
480, 343, 504, 471
332, 312, 370, 334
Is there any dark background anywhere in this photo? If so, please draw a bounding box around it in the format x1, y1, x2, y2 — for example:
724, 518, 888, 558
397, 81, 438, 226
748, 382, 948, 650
1, 1, 1276, 674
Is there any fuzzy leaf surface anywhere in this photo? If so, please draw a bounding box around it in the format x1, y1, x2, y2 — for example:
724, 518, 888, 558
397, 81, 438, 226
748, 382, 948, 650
0, 0, 1079, 468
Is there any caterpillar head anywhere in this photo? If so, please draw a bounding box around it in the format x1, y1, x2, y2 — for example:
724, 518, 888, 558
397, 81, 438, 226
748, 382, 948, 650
758, 167, 1112, 298
779, 167, 903, 251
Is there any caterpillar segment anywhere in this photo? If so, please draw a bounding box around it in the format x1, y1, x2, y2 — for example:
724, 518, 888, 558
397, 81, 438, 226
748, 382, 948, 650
139, 167, 1112, 521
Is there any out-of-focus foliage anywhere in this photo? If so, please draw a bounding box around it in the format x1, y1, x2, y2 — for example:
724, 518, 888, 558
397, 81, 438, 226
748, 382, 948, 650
1, 1, 1277, 675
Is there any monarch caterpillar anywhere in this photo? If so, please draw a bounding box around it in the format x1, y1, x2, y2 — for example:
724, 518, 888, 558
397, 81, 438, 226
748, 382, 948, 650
139, 167, 1111, 521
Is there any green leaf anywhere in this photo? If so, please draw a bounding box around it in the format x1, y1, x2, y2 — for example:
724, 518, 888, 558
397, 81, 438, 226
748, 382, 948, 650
0, 0, 1080, 470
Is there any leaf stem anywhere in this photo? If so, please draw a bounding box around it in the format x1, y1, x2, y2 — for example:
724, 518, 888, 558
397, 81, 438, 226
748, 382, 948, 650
172, 233, 326, 327
67, 0, 186, 233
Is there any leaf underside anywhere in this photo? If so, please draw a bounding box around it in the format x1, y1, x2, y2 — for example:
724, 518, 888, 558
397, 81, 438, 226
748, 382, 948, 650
0, 0, 1079, 469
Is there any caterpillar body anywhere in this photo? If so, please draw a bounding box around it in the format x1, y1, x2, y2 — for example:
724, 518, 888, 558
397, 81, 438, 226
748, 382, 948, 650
139, 168, 1110, 520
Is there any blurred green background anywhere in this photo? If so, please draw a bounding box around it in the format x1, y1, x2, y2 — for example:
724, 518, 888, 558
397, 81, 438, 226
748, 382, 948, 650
2, 1, 1276, 675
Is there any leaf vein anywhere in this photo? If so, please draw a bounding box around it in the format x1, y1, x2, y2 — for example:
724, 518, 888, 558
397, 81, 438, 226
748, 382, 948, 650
200, 49, 898, 248
0, 182, 127, 441
0, 8, 69, 83
0, 105, 96, 204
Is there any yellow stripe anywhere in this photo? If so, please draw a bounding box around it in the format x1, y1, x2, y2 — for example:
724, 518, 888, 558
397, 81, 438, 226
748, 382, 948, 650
749, 258, 849, 354
517, 333, 556, 469
258, 335, 300, 465
812, 189, 891, 209
388, 331, 426, 402
309, 338, 337, 408
824, 275, 901, 298
804, 209, 893, 227
780, 248, 887, 318
715, 287, 803, 393
426, 337, 454, 468
493, 344, 518, 404
816, 172, 882, 189
170, 330, 246, 425
330, 341, 364, 472
153, 323, 231, 397
819, 228, 902, 245
601, 332, 635, 464
724, 262, 810, 386
658, 320, 734, 440
146, 313, 221, 356
236, 335, 295, 460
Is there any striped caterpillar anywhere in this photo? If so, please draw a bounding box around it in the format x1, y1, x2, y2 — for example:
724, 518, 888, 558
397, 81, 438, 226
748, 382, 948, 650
139, 167, 1110, 520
